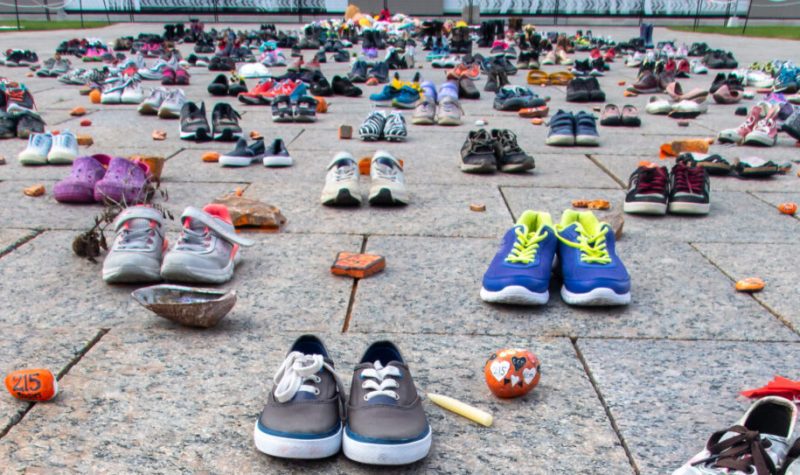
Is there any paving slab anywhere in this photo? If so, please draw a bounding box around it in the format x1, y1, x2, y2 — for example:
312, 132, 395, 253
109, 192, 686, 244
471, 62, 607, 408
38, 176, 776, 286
0, 228, 39, 256
0, 331, 632, 474
578, 339, 800, 475
752, 191, 800, 220
348, 235, 796, 341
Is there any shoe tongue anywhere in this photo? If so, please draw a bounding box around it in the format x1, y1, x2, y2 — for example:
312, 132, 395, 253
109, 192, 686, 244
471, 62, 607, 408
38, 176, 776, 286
374, 157, 396, 170
124, 218, 153, 231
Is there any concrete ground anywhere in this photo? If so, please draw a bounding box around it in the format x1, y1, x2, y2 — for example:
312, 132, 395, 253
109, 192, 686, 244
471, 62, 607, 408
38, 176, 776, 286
0, 23, 799, 474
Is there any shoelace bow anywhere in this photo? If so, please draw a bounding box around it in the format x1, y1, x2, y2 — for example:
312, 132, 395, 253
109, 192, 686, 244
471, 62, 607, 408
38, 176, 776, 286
691, 426, 777, 475
506, 227, 548, 264
636, 168, 667, 194
673, 165, 705, 194
557, 225, 612, 264
273, 351, 344, 405
361, 361, 402, 401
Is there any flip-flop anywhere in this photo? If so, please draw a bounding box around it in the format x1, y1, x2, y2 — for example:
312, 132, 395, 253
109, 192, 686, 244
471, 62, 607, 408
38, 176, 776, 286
526, 69, 549, 86
621, 104, 641, 127
548, 71, 574, 86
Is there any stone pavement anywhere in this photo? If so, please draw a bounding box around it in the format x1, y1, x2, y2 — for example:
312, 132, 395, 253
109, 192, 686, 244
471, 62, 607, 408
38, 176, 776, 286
0, 23, 799, 474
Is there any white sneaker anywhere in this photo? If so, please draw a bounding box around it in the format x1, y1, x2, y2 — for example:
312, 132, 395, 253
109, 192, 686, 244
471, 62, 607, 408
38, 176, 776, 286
47, 131, 79, 164
645, 96, 672, 115
18, 132, 52, 165
673, 396, 797, 475
690, 59, 708, 74
158, 89, 187, 119
368, 150, 408, 206
138, 88, 167, 115
321, 152, 362, 206
121, 79, 143, 104
101, 78, 126, 104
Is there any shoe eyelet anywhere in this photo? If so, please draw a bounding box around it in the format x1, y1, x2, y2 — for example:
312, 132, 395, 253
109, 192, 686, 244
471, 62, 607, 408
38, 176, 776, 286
363, 395, 369, 401
314, 388, 320, 395
394, 394, 400, 401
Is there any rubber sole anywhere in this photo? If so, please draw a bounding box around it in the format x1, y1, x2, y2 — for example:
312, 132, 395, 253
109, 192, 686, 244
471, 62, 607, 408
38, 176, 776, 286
102, 264, 162, 284
213, 129, 242, 142
138, 104, 159, 115
160, 259, 234, 284
368, 187, 408, 206
668, 201, 710, 215
219, 155, 261, 167
461, 160, 496, 174
480, 286, 549, 305
321, 187, 362, 207
253, 422, 342, 460
343, 427, 431, 465
561, 286, 631, 306
179, 127, 210, 141
623, 200, 667, 215
263, 156, 293, 167
545, 135, 575, 146
575, 135, 600, 146
18, 151, 48, 165
158, 108, 181, 119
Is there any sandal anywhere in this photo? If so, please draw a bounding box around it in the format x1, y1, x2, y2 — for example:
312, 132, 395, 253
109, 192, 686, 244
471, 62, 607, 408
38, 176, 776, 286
293, 96, 318, 123
621, 104, 641, 127
548, 71, 574, 86
733, 156, 780, 178
678, 153, 731, 175
599, 104, 622, 126
526, 69, 549, 86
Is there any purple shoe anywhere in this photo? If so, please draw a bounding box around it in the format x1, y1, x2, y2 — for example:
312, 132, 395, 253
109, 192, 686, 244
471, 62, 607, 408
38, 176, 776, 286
93, 157, 151, 204
53, 154, 111, 203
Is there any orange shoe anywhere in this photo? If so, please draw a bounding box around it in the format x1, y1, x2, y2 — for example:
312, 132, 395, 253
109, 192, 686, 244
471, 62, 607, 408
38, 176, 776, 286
238, 79, 274, 105
263, 79, 299, 101
518, 105, 549, 118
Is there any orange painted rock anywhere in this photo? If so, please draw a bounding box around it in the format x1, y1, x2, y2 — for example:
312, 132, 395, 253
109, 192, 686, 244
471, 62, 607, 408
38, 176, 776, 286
623, 90, 638, 97
89, 89, 101, 104
736, 277, 765, 293
76, 134, 93, 146
331, 252, 385, 279
80, 119, 92, 126
249, 131, 263, 140
588, 199, 611, 210
152, 130, 167, 141
530, 118, 544, 125
202, 152, 220, 162
70, 107, 87, 116
23, 184, 45, 197
5, 368, 58, 401
572, 199, 589, 208
778, 202, 797, 215
618, 80, 626, 86
484, 349, 541, 398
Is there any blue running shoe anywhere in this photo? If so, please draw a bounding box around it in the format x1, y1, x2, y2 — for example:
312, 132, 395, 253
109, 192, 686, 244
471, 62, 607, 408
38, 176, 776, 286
480, 211, 557, 305
391, 86, 420, 109
556, 210, 631, 306
369, 85, 400, 105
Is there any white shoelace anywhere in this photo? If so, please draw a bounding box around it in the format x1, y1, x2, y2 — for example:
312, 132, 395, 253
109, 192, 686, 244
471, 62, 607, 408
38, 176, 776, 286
361, 361, 402, 401
273, 352, 343, 404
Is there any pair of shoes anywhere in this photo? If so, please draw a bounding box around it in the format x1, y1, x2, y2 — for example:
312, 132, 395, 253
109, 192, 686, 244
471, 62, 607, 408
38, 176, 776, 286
138, 88, 187, 118
271, 95, 318, 123
460, 129, 535, 173
207, 73, 248, 96
253, 336, 431, 465
35, 57, 71, 77
546, 110, 600, 146
321, 151, 408, 206
179, 102, 242, 141
572, 58, 605, 77
673, 396, 797, 475
54, 155, 150, 204
369, 85, 420, 109
624, 160, 710, 215
494, 85, 546, 111
331, 75, 362, 97
220, 138, 292, 167
412, 95, 463, 125
359, 111, 407, 142
718, 103, 779, 146
102, 204, 254, 284
481, 210, 631, 306
18, 131, 78, 165
599, 104, 641, 126
101, 77, 143, 104
161, 67, 189, 85
566, 77, 606, 102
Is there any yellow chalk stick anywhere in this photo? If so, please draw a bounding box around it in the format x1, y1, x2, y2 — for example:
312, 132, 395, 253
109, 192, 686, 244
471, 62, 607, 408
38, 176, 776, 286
427, 393, 493, 427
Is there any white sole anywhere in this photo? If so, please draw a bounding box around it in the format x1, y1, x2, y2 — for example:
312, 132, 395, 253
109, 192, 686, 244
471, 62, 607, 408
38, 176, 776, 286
668, 202, 710, 215
263, 156, 293, 167
575, 135, 600, 146
160, 259, 234, 284
561, 286, 631, 306
102, 264, 162, 284
219, 155, 258, 167
253, 421, 342, 460
47, 151, 77, 164
545, 135, 575, 146
343, 427, 431, 465
18, 152, 48, 165
480, 286, 549, 305
623, 201, 667, 215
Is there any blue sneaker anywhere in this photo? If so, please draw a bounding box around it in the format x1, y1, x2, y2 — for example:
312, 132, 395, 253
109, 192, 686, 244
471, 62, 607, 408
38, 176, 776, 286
574, 111, 600, 146
545, 110, 575, 146
480, 211, 557, 305
369, 85, 400, 105
391, 86, 420, 109
556, 210, 631, 306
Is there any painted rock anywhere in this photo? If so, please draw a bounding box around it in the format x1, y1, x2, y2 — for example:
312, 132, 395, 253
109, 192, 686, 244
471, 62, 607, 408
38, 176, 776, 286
5, 368, 58, 401
484, 348, 541, 398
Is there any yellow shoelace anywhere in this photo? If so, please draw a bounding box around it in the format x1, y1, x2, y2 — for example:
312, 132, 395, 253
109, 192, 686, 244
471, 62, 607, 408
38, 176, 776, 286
506, 228, 549, 264
557, 225, 612, 264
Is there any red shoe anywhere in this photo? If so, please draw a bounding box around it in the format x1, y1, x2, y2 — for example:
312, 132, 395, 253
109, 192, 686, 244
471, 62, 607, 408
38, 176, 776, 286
676, 59, 690, 78
263, 79, 298, 101
238, 78, 274, 105
603, 48, 616, 62
664, 58, 677, 74
590, 48, 601, 60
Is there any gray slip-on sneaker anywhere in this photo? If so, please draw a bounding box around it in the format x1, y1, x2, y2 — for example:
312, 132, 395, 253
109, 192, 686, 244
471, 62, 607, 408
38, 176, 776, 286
411, 98, 435, 125
343, 341, 432, 465
254, 335, 345, 459
160, 205, 254, 284
102, 206, 166, 284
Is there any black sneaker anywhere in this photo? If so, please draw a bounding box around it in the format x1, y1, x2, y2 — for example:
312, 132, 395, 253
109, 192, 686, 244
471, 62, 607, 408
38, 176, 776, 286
491, 129, 535, 173
585, 77, 606, 102
179, 102, 210, 141
15, 111, 45, 139
211, 103, 242, 141
0, 111, 16, 139
668, 161, 710, 215
332, 49, 350, 63
228, 77, 247, 96
624, 165, 669, 215
460, 129, 497, 174
310, 76, 333, 96
332, 75, 362, 97
207, 74, 229, 96
367, 61, 389, 83
573, 59, 591, 77
348, 60, 368, 83
782, 109, 800, 141
219, 138, 266, 167
566, 78, 590, 102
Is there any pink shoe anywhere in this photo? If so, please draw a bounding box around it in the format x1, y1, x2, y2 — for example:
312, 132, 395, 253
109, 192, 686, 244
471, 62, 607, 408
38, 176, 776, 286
93, 157, 151, 204
718, 104, 764, 144
54, 154, 111, 203
744, 105, 779, 147
175, 68, 190, 85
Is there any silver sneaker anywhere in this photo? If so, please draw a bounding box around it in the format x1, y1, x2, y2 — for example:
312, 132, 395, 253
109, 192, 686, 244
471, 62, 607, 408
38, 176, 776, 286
160, 205, 254, 284
673, 396, 797, 475
321, 152, 362, 206
436, 96, 464, 126
412, 98, 436, 125
102, 206, 166, 283
158, 89, 186, 119
369, 151, 408, 206
138, 88, 168, 115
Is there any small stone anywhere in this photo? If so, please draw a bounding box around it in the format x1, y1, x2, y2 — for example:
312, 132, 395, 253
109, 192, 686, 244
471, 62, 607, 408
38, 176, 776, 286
587, 199, 610, 210
89, 89, 101, 104
202, 152, 220, 162
475, 119, 487, 126
470, 203, 486, 212
624, 90, 638, 97
736, 277, 765, 293
618, 80, 626, 86
777, 202, 797, 215
338, 125, 353, 139
70, 107, 87, 116
4, 368, 58, 401
76, 134, 93, 146
24, 184, 45, 197
249, 130, 263, 140
678, 120, 690, 127
80, 119, 92, 126
152, 130, 167, 141
26, 72, 34, 78
592, 106, 601, 113
213, 193, 287, 230
0, 156, 6, 165
531, 118, 544, 125
331, 252, 385, 279
571, 199, 589, 208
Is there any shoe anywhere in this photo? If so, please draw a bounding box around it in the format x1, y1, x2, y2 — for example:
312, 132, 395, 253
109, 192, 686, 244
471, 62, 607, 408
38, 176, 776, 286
491, 129, 534, 173
160, 205, 254, 284
238, 79, 275, 105
179, 102, 210, 141
412, 98, 436, 125
566, 78, 590, 102
668, 100, 706, 119
18, 132, 53, 165
599, 104, 622, 126
556, 210, 631, 306
101, 79, 127, 104
672, 396, 797, 475
783, 107, 800, 141
629, 70, 660, 93
584, 77, 606, 102
546, 110, 576, 146
368, 151, 408, 206
0, 111, 16, 139
494, 85, 546, 111
14, 111, 44, 139
690, 59, 708, 74
383, 112, 407, 142
219, 138, 266, 167
359, 111, 387, 141
263, 138, 292, 167
574, 111, 600, 146
391, 86, 420, 109
436, 96, 463, 126
624, 165, 669, 215
93, 157, 150, 204
53, 154, 111, 203
102, 206, 166, 283
253, 335, 345, 460
343, 341, 432, 465
46, 131, 79, 164
138, 88, 168, 115
293, 96, 318, 123
645, 96, 672, 115
210, 103, 242, 141
370, 85, 401, 106
668, 160, 710, 215
461, 129, 497, 173
321, 152, 362, 206
207, 74, 230, 96
743, 105, 779, 146
785, 440, 800, 475
458, 76, 480, 100
332, 75, 362, 97
480, 211, 557, 305
158, 89, 187, 119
